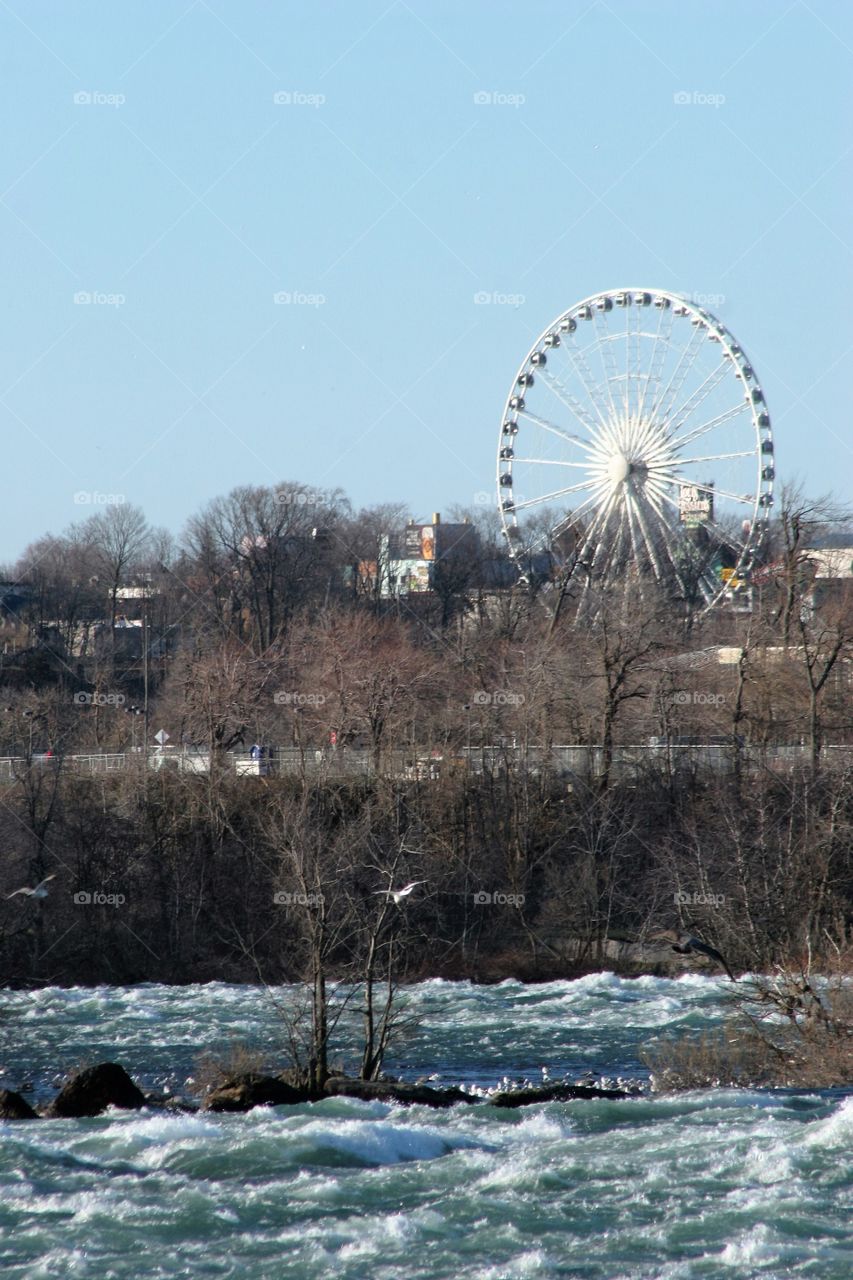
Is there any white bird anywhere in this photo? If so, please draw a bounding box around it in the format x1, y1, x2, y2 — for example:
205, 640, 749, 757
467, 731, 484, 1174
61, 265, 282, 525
373, 880, 427, 905
6, 874, 55, 900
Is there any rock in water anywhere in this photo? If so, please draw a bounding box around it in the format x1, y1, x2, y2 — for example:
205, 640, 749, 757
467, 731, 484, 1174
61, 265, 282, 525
323, 1078, 475, 1108
0, 1089, 39, 1120
203, 1072, 310, 1112
47, 1062, 146, 1117
490, 1082, 629, 1107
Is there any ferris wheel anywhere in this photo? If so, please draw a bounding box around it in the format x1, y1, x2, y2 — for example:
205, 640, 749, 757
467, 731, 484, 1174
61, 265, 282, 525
496, 288, 774, 614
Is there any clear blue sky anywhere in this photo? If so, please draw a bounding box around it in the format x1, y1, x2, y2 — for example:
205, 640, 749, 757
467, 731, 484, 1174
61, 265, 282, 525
1, 0, 851, 560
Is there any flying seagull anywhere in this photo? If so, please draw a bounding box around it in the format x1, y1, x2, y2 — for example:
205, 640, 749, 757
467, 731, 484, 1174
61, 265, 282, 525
6, 874, 56, 900
661, 931, 736, 981
373, 880, 427, 906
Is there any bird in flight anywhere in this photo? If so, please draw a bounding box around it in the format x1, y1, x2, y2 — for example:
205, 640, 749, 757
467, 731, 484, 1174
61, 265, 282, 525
373, 880, 427, 906
6, 874, 56, 900
658, 930, 736, 981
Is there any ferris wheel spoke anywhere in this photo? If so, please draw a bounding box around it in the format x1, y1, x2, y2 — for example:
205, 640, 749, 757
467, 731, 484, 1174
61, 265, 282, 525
573, 490, 619, 568
510, 478, 605, 512
589, 498, 624, 577
539, 492, 604, 555
635, 302, 674, 433
518, 405, 599, 454
664, 360, 730, 437
567, 490, 607, 527
655, 487, 749, 554
676, 448, 756, 466
624, 303, 634, 421
510, 456, 597, 468
648, 321, 707, 425
669, 401, 751, 450
628, 489, 668, 582
683, 480, 756, 507
640, 487, 694, 596
561, 340, 619, 442
526, 489, 608, 564
697, 555, 727, 604
617, 486, 637, 573
590, 313, 623, 426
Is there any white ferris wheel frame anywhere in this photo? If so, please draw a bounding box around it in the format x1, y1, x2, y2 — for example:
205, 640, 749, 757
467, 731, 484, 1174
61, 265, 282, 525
496, 287, 775, 613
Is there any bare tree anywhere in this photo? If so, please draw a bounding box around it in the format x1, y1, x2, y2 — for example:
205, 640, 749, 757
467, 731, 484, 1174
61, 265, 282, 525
81, 503, 151, 661
183, 483, 351, 650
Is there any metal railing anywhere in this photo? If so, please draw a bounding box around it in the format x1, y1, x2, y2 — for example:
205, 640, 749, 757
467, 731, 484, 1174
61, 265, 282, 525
0, 742, 850, 783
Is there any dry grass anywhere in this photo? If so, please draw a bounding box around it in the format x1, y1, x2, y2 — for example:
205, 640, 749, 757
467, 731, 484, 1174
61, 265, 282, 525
643, 953, 853, 1091
190, 1042, 268, 1098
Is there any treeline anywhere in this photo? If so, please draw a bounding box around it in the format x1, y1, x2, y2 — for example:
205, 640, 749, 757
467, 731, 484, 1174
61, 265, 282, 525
0, 478, 851, 987
0, 757, 850, 988
0, 480, 851, 771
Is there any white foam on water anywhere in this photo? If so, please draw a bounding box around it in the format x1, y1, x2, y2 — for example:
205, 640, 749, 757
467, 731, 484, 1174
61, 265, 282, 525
284, 1116, 477, 1166
511, 1110, 573, 1142
337, 1207, 447, 1259
26, 1247, 91, 1278
718, 1222, 793, 1268
472, 1248, 554, 1278
801, 1094, 853, 1149
471, 1110, 573, 1192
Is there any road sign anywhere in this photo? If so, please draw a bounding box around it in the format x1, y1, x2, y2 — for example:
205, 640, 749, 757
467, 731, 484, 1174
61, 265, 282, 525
154, 729, 170, 746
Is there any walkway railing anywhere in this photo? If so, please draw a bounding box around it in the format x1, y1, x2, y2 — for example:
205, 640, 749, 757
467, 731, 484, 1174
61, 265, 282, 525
0, 742, 850, 783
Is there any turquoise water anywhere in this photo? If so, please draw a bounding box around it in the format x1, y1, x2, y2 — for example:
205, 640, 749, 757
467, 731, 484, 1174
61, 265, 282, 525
1, 975, 850, 1278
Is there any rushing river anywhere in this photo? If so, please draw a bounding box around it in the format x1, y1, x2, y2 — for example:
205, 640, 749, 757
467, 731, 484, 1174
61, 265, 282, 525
1, 974, 850, 1278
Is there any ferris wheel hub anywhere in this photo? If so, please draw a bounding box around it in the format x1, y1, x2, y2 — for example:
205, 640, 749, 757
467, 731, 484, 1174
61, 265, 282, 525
607, 453, 631, 485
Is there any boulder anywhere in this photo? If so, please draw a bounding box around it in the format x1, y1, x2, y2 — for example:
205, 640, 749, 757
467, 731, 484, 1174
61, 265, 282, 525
323, 1077, 475, 1108
0, 1089, 39, 1120
143, 1092, 199, 1114
490, 1082, 629, 1108
203, 1072, 311, 1113
47, 1062, 146, 1118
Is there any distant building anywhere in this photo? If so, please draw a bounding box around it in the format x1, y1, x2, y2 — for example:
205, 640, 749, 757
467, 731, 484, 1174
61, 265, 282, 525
808, 533, 853, 579
376, 513, 480, 598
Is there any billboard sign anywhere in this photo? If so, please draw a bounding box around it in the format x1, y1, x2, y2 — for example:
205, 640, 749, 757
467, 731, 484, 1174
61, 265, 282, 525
679, 483, 713, 528
403, 523, 436, 561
